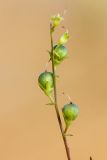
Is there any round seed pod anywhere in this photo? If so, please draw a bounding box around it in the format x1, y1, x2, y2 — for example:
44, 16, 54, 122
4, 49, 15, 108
53, 45, 68, 65
38, 71, 54, 96
62, 103, 79, 126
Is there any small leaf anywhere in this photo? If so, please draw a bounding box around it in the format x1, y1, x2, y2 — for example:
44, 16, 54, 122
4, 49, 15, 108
65, 134, 73, 137
46, 103, 55, 105
47, 50, 51, 55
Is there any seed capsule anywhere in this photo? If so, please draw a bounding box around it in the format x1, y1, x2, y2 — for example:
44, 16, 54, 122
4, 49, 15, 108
53, 45, 68, 65
38, 71, 54, 96
62, 103, 79, 126
59, 31, 69, 45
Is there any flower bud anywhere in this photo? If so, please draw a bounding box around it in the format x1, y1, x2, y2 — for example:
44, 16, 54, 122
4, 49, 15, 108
59, 31, 69, 45
53, 45, 68, 65
62, 103, 79, 127
51, 14, 63, 28
38, 71, 54, 96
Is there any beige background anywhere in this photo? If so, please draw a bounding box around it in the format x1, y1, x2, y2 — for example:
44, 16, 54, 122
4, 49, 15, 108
0, 0, 107, 160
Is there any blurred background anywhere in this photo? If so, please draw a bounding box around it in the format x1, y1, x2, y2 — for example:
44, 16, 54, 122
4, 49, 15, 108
0, 0, 107, 160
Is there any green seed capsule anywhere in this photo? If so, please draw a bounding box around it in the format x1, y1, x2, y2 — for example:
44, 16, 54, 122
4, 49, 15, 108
59, 31, 69, 45
62, 103, 79, 126
38, 71, 54, 96
53, 45, 68, 65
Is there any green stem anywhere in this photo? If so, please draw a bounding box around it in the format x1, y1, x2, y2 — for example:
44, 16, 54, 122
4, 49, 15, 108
50, 24, 71, 160
48, 95, 54, 104
64, 125, 69, 134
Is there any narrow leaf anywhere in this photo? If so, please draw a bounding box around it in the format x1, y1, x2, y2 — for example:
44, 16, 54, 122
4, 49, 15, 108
46, 103, 55, 105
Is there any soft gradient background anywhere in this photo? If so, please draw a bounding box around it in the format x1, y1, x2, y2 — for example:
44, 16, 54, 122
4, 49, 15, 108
0, 0, 107, 160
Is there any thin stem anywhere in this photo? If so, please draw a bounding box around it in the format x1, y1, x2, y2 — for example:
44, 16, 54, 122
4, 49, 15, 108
64, 125, 69, 134
48, 95, 54, 104
50, 24, 71, 160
